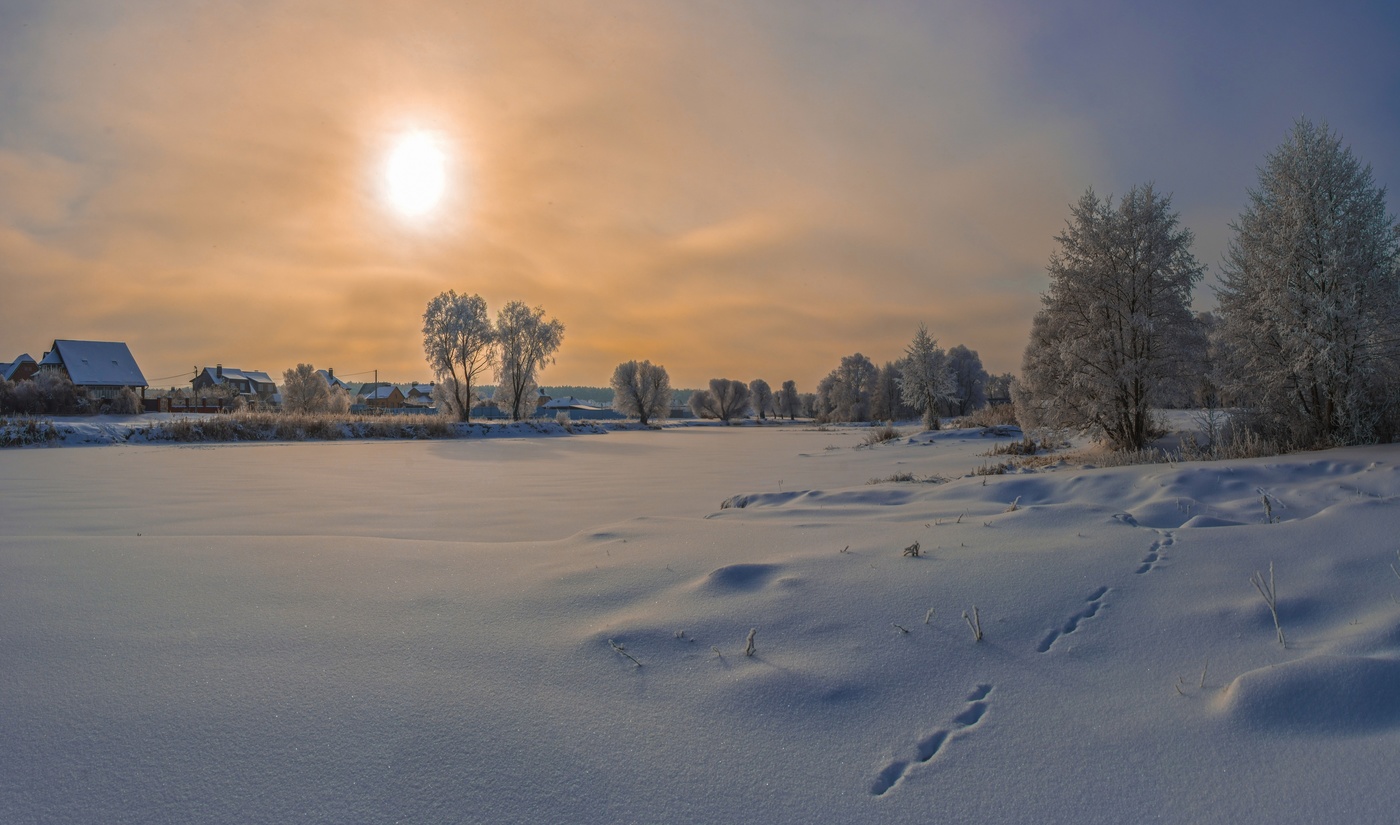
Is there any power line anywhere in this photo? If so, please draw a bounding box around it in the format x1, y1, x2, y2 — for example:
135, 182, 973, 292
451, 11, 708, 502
147, 370, 197, 382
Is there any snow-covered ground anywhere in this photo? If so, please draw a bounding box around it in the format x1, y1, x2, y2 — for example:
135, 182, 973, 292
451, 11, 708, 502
3, 424, 1399, 823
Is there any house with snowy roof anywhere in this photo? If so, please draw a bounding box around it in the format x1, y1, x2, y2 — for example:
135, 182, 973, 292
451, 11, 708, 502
1, 353, 38, 382
192, 365, 278, 404
403, 383, 436, 408
318, 368, 350, 392
38, 340, 148, 400
354, 383, 406, 409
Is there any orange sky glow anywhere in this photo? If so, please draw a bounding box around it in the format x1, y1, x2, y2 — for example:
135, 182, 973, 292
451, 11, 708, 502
2, 2, 1396, 390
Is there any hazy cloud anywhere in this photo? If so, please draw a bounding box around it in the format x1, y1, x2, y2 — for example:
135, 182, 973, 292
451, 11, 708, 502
1, 1, 1395, 388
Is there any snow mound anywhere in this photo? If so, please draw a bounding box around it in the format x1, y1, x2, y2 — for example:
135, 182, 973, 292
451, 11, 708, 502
1218, 655, 1400, 733
1179, 514, 1245, 528
696, 563, 784, 594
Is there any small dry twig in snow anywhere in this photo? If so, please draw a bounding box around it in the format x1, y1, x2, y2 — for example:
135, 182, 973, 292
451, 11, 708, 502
903, 541, 921, 557
743, 628, 757, 657
1250, 561, 1285, 647
1004, 496, 1021, 513
892, 623, 910, 634
962, 606, 983, 642
608, 639, 642, 667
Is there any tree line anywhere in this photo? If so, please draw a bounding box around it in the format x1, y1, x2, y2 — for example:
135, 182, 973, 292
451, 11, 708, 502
1017, 118, 1400, 451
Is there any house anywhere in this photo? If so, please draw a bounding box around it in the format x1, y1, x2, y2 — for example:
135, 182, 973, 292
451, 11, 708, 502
355, 382, 406, 409
192, 365, 278, 405
538, 396, 624, 420
318, 368, 350, 392
403, 383, 436, 407
38, 340, 148, 400
1, 353, 38, 382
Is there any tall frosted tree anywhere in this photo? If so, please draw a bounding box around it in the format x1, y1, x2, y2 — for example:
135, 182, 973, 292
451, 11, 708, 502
871, 361, 907, 422
1216, 119, 1400, 445
422, 291, 495, 422
748, 379, 774, 420
689, 378, 750, 423
776, 380, 801, 420
900, 326, 952, 430
1018, 185, 1204, 451
946, 345, 989, 416
817, 353, 878, 422
611, 360, 672, 426
495, 301, 565, 421
281, 363, 331, 414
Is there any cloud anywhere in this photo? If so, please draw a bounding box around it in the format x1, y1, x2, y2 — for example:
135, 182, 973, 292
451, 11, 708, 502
3, 2, 1392, 388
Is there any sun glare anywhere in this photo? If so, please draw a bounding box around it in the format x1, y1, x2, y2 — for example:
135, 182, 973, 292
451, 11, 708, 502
383, 131, 447, 218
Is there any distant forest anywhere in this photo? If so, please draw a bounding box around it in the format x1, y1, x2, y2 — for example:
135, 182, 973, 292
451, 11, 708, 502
477, 385, 695, 405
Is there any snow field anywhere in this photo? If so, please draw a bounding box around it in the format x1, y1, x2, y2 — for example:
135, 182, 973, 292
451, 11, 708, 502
3, 426, 1400, 823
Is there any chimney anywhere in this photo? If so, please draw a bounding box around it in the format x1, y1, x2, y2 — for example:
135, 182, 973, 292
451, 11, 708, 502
216, 364, 223, 379
328, 367, 334, 379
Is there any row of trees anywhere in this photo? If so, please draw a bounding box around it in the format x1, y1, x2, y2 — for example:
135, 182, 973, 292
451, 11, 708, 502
422, 292, 565, 421
812, 334, 998, 428
645, 333, 1002, 428
1017, 118, 1400, 450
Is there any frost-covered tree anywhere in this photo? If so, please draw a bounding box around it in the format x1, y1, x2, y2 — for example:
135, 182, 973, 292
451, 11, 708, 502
900, 326, 953, 430
1017, 185, 1204, 451
1216, 119, 1400, 445
946, 345, 988, 416
327, 386, 352, 415
776, 380, 801, 420
281, 363, 331, 413
871, 362, 908, 422
611, 360, 672, 425
495, 301, 564, 421
431, 377, 474, 419
111, 387, 143, 415
422, 291, 495, 422
817, 353, 879, 422
986, 372, 1016, 405
748, 379, 774, 420
689, 378, 750, 423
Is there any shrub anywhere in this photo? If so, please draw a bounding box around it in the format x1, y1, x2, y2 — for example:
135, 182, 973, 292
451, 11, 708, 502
110, 387, 143, 415
859, 424, 902, 447
949, 403, 1018, 429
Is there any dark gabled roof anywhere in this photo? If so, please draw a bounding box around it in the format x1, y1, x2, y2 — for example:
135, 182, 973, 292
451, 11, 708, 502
50, 340, 147, 388
198, 366, 277, 389
317, 369, 349, 389
2, 353, 36, 381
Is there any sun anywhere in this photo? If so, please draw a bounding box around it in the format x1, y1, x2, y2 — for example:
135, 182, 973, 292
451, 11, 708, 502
383, 131, 447, 218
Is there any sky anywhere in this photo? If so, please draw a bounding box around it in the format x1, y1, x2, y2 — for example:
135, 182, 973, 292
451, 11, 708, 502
1, 1, 1397, 390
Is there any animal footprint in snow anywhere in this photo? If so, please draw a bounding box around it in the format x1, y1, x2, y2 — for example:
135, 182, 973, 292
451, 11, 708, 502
870, 684, 994, 796
1037, 587, 1110, 653
1135, 531, 1175, 575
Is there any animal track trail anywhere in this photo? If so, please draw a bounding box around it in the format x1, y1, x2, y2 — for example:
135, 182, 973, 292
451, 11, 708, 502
870, 684, 994, 797
1037, 587, 1110, 653
1135, 531, 1175, 575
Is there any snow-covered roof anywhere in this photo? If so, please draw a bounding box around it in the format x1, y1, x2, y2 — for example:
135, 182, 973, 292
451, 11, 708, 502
2, 353, 36, 381
541, 396, 606, 410
48, 340, 147, 388
198, 367, 277, 391
317, 369, 349, 389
